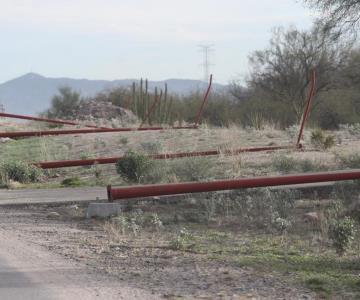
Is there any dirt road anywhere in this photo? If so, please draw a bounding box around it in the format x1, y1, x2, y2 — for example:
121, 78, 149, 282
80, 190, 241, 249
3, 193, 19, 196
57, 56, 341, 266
0, 229, 158, 300
0, 187, 107, 206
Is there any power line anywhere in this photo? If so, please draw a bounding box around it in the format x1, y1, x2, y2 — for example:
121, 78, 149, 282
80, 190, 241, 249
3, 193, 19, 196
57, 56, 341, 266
198, 44, 214, 82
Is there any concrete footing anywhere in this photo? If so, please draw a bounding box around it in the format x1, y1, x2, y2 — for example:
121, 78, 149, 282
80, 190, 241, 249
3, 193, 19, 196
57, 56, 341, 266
86, 203, 122, 218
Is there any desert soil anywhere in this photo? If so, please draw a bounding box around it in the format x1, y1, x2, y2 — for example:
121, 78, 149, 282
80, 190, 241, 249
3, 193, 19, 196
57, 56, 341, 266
0, 198, 314, 299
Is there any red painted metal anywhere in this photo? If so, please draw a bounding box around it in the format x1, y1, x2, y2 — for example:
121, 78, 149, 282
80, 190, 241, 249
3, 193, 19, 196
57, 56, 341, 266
194, 74, 213, 127
139, 90, 163, 128
0, 112, 107, 129
0, 126, 195, 138
107, 169, 360, 200
296, 69, 317, 147
35, 145, 293, 169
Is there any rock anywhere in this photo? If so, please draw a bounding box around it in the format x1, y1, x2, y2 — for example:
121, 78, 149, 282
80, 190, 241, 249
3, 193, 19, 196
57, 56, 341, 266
86, 203, 122, 218
303, 211, 322, 225
47, 212, 61, 219
0, 138, 12, 143
72, 100, 138, 126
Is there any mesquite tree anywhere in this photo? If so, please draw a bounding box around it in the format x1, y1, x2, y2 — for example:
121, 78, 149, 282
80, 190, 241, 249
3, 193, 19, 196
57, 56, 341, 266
247, 26, 352, 121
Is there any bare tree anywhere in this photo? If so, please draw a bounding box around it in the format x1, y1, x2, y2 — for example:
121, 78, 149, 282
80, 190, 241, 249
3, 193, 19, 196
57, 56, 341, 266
247, 26, 352, 121
305, 0, 360, 34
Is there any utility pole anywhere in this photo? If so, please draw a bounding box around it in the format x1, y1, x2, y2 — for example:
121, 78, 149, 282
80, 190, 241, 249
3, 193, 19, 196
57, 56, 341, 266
199, 44, 214, 82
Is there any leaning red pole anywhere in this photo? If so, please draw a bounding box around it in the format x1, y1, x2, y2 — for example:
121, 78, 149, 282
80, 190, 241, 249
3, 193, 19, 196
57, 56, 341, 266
0, 112, 107, 129
296, 69, 317, 147
0, 126, 195, 138
107, 169, 360, 200
35, 145, 293, 169
194, 74, 213, 127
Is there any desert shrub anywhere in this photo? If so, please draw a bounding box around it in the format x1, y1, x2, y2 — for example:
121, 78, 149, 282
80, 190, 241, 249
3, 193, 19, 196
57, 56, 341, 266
336, 152, 360, 169
332, 181, 360, 206
0, 160, 43, 184
61, 177, 83, 187
339, 123, 360, 136
228, 188, 297, 229
272, 155, 326, 174
285, 125, 300, 140
168, 157, 214, 182
310, 129, 336, 150
297, 159, 326, 172
169, 228, 194, 250
272, 155, 297, 173
318, 108, 341, 130
116, 151, 154, 183
140, 141, 163, 154
328, 216, 356, 256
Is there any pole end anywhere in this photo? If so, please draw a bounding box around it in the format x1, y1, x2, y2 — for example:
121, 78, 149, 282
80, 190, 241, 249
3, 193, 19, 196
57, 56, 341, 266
107, 185, 113, 202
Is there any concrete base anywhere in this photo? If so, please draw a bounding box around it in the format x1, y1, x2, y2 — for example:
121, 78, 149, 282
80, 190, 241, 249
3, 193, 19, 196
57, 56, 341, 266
86, 203, 122, 218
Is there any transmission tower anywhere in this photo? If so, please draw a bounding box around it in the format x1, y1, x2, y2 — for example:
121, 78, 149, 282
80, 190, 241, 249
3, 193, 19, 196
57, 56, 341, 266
0, 102, 4, 113
199, 44, 214, 82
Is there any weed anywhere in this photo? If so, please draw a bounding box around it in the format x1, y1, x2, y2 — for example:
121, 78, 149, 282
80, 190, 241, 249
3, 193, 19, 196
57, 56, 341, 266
61, 177, 83, 187
169, 228, 194, 250
119, 137, 129, 145
304, 276, 331, 298
149, 213, 163, 232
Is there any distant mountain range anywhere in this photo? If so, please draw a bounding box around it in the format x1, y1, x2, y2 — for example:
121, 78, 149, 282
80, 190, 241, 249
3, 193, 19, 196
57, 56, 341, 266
0, 73, 225, 115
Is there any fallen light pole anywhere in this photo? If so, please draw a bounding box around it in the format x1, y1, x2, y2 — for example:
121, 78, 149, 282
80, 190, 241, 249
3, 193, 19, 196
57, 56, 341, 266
0, 112, 108, 129
107, 169, 360, 201
35, 145, 293, 169
0, 125, 196, 138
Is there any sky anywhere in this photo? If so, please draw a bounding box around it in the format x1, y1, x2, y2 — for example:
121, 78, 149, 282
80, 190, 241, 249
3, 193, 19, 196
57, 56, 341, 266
0, 0, 315, 84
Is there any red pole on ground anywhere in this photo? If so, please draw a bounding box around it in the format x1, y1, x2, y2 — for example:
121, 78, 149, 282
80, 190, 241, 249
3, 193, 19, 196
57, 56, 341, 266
296, 69, 317, 147
0, 112, 108, 129
0, 125, 196, 138
34, 145, 293, 169
194, 74, 213, 127
107, 169, 360, 201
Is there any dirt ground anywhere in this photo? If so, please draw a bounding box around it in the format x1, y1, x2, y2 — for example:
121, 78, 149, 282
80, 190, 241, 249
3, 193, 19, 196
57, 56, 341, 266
0, 202, 315, 299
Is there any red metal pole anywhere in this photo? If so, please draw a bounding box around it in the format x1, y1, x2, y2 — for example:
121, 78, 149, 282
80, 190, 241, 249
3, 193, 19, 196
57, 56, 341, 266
0, 112, 108, 129
194, 74, 213, 127
34, 145, 293, 169
108, 169, 360, 200
296, 69, 317, 147
0, 125, 196, 138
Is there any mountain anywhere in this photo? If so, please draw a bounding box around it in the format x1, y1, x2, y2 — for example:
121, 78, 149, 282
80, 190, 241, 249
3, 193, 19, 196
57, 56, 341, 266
0, 73, 225, 115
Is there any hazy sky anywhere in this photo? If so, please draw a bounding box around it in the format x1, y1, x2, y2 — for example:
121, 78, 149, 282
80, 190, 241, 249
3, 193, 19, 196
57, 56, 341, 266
0, 0, 315, 84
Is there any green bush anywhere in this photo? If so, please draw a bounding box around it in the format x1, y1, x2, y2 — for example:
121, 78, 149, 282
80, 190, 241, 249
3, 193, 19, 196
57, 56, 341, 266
0, 161, 43, 184
116, 151, 154, 183
328, 216, 356, 256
